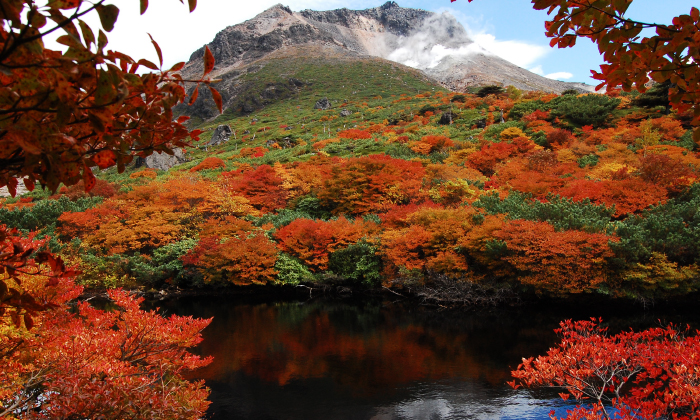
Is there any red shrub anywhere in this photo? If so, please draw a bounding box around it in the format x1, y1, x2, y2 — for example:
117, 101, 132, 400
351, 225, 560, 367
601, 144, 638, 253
223, 165, 288, 212
338, 129, 372, 139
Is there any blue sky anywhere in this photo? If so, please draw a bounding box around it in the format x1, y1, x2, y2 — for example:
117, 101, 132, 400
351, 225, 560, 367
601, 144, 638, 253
91, 0, 697, 86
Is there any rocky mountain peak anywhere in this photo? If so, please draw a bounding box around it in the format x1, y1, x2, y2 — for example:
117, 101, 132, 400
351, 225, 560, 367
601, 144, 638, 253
178, 2, 593, 120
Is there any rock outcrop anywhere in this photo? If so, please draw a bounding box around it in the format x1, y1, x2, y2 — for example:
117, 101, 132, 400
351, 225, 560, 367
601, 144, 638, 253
208, 125, 233, 146
314, 98, 332, 110
144, 149, 187, 171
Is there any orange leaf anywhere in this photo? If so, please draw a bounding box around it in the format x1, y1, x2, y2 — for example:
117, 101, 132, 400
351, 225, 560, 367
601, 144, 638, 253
203, 46, 215, 75
189, 87, 199, 105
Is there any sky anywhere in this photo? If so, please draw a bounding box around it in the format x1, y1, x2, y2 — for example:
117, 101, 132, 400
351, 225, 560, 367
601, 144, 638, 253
67, 0, 698, 85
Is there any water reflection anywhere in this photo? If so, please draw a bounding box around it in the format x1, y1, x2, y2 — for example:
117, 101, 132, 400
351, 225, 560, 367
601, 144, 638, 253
158, 296, 699, 420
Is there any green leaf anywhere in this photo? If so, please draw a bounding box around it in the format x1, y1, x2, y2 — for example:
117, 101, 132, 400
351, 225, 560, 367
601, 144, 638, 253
95, 4, 119, 32
78, 19, 95, 47
97, 29, 108, 52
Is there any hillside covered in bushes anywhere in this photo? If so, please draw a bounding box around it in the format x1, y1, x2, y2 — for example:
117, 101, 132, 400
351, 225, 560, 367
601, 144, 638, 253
3, 75, 698, 302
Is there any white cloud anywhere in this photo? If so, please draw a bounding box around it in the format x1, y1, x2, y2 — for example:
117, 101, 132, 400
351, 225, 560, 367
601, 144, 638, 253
471, 33, 548, 69
545, 71, 574, 80
529, 65, 544, 75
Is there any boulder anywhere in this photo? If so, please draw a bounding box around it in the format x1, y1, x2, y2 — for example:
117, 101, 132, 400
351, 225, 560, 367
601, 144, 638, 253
340, 109, 352, 117
209, 125, 233, 146
314, 98, 331, 110
145, 148, 186, 171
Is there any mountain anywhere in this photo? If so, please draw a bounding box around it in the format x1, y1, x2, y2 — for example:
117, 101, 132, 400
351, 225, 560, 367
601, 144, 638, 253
178, 2, 594, 120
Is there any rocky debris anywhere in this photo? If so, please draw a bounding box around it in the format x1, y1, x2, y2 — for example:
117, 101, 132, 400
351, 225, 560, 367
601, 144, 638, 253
340, 108, 352, 117
314, 97, 332, 110
438, 111, 453, 125
144, 149, 186, 171
208, 125, 233, 146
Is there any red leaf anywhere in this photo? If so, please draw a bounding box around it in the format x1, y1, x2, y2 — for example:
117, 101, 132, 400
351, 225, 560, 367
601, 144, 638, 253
140, 0, 148, 15
188, 0, 197, 12
558, 392, 570, 400
209, 86, 222, 113
83, 167, 96, 192
137, 59, 158, 70
23, 178, 34, 192
93, 150, 117, 169
24, 313, 34, 330
203, 46, 215, 75
147, 33, 163, 67
169, 61, 185, 72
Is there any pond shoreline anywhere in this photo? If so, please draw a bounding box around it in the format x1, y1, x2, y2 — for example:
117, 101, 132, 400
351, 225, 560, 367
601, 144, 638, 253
78, 283, 700, 314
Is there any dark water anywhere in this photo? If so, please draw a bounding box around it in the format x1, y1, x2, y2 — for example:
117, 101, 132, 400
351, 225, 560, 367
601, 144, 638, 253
159, 295, 699, 420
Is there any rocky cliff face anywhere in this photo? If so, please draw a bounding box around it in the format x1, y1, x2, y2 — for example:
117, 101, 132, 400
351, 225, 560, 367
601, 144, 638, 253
178, 2, 593, 120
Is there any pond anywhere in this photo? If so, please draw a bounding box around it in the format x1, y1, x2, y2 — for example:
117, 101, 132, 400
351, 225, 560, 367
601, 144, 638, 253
159, 294, 698, 420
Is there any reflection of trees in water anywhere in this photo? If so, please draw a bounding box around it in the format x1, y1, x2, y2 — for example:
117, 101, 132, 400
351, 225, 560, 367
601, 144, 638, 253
160, 295, 700, 420
179, 298, 553, 391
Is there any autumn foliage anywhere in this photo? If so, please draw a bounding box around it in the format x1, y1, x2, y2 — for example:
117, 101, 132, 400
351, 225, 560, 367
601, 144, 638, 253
511, 319, 700, 420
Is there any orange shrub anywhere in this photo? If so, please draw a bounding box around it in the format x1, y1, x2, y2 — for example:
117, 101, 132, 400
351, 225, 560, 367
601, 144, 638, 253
274, 217, 377, 271
182, 217, 277, 285
190, 157, 226, 172
239, 146, 269, 158
409, 135, 454, 155
318, 155, 426, 215
338, 129, 372, 139
558, 178, 667, 216
494, 220, 616, 294
468, 142, 518, 176
129, 169, 157, 179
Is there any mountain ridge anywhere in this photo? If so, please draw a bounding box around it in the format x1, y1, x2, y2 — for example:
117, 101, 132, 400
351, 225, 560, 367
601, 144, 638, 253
178, 2, 595, 119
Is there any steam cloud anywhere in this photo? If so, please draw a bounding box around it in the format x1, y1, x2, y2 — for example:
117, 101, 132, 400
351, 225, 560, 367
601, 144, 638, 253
386, 13, 485, 70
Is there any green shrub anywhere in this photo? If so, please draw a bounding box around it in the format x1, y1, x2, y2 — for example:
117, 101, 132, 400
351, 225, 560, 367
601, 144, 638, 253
613, 184, 700, 265
508, 100, 550, 120
476, 85, 504, 98
577, 154, 600, 168
275, 252, 315, 285
550, 94, 621, 127
0, 196, 102, 232
128, 239, 197, 286
474, 191, 614, 233
295, 196, 332, 219
481, 121, 527, 142
328, 240, 382, 285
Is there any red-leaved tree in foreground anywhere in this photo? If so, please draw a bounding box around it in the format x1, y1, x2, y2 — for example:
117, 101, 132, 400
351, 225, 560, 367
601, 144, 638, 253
1, 0, 218, 417
510, 318, 700, 420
